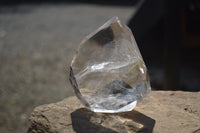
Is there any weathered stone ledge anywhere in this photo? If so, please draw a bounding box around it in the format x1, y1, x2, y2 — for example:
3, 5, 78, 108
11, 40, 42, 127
28, 91, 200, 133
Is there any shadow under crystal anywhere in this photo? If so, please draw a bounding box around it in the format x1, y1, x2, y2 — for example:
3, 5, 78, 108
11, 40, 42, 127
71, 108, 155, 133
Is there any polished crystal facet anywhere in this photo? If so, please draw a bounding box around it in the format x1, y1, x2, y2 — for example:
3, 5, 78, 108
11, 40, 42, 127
69, 17, 151, 113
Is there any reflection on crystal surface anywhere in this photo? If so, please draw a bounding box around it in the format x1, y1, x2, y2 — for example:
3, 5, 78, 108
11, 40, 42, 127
69, 16, 151, 113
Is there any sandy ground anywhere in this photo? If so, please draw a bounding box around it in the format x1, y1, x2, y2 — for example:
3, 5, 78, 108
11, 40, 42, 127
0, 3, 136, 133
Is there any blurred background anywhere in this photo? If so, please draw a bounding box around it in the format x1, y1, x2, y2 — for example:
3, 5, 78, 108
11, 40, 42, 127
0, 0, 199, 132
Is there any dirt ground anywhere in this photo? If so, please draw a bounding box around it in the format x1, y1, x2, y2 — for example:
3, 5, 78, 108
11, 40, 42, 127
0, 3, 136, 133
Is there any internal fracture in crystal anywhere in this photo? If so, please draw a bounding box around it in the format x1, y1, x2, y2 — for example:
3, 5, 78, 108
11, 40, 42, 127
69, 17, 151, 113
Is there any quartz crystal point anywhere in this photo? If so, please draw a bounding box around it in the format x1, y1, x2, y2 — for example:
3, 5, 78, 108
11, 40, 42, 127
69, 17, 151, 113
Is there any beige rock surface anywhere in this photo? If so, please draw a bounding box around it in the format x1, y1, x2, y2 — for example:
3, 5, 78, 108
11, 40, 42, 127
28, 91, 200, 133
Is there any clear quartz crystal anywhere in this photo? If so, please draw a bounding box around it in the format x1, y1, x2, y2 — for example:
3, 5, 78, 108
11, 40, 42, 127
69, 17, 151, 113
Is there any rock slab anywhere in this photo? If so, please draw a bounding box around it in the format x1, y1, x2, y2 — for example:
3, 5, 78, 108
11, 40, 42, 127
28, 91, 200, 133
